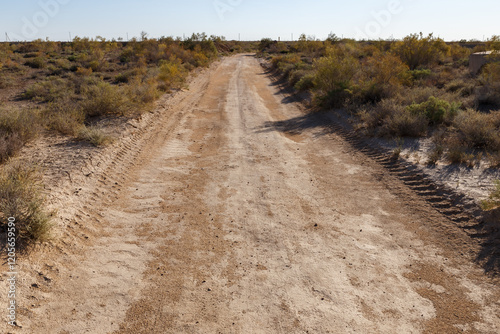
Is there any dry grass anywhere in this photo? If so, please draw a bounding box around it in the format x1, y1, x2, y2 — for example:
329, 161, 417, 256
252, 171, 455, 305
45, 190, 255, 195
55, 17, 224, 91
0, 162, 53, 247
0, 109, 41, 162
481, 180, 500, 210
77, 126, 114, 147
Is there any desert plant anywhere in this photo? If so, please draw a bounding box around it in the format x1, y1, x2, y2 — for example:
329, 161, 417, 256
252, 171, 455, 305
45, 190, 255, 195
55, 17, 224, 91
80, 81, 130, 117
452, 109, 500, 150
0, 162, 53, 246
24, 56, 46, 69
44, 100, 85, 136
157, 58, 187, 90
313, 47, 358, 108
428, 144, 444, 165
406, 96, 460, 125
381, 109, 428, 137
22, 77, 72, 102
392, 33, 449, 70
77, 125, 114, 146
481, 180, 500, 210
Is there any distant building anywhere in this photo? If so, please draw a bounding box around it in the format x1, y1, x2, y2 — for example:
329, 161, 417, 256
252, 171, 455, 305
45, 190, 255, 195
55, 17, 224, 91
469, 51, 500, 74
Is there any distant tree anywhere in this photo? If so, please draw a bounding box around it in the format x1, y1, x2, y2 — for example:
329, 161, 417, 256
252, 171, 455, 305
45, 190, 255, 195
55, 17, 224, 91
259, 38, 274, 52
326, 32, 340, 44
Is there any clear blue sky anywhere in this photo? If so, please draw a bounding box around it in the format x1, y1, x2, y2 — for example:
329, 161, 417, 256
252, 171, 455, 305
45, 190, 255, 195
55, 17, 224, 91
1, 0, 499, 42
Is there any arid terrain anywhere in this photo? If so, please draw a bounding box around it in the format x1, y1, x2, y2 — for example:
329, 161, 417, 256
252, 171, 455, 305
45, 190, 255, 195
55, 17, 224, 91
1, 54, 500, 333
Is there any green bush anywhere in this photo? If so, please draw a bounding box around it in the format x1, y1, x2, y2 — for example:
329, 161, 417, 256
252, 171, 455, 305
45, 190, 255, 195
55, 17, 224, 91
295, 73, 315, 91
406, 96, 460, 125
313, 48, 358, 108
408, 68, 432, 81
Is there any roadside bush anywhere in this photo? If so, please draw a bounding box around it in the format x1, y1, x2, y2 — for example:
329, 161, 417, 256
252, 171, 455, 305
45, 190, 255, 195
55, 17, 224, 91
313, 48, 358, 108
406, 96, 460, 125
452, 109, 500, 150
482, 180, 500, 210
392, 33, 449, 70
80, 81, 130, 117
0, 109, 41, 144
353, 53, 408, 104
77, 126, 113, 146
157, 58, 187, 90
295, 73, 315, 91
0, 162, 53, 246
381, 109, 428, 137
44, 100, 85, 136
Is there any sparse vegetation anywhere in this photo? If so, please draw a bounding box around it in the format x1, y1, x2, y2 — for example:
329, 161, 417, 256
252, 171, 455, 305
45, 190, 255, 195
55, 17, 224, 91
261, 34, 500, 168
0, 162, 53, 247
0, 35, 255, 248
481, 180, 500, 210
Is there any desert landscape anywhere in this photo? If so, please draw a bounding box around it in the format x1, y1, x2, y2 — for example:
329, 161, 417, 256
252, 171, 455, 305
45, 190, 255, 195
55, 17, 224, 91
1, 1, 500, 333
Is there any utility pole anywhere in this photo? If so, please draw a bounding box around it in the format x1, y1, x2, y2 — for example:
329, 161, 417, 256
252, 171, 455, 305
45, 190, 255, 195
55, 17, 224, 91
69, 32, 72, 41
291, 33, 293, 41
127, 32, 129, 41
239, 33, 240, 41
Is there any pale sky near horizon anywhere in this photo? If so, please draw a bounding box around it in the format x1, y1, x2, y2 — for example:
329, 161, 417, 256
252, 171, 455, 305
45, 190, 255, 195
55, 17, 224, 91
1, 0, 499, 42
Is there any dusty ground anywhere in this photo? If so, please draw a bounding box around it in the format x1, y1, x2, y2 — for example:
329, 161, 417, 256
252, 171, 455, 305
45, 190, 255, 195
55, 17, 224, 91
1, 54, 500, 333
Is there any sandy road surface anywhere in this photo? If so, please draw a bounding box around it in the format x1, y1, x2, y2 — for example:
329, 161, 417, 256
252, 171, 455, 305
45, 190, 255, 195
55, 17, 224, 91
6, 54, 500, 333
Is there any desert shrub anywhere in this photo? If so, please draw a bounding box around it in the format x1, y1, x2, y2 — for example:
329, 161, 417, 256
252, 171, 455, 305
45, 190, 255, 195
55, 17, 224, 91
477, 62, 500, 107
115, 70, 136, 83
129, 78, 159, 104
270, 54, 301, 71
24, 56, 46, 69
0, 73, 14, 89
392, 33, 449, 70
295, 73, 315, 91
0, 162, 53, 246
157, 58, 187, 90
80, 81, 130, 117
445, 79, 475, 97
77, 126, 113, 146
259, 38, 275, 52
358, 99, 403, 133
406, 96, 460, 125
408, 68, 432, 81
452, 109, 500, 150
482, 181, 500, 210
0, 109, 41, 144
428, 144, 444, 165
448, 43, 472, 62
44, 100, 85, 136
353, 53, 408, 104
313, 47, 358, 108
288, 69, 313, 87
22, 77, 72, 102
381, 109, 428, 137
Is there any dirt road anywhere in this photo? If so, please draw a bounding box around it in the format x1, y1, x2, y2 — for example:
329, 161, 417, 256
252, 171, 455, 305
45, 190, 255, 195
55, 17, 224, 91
9, 54, 500, 333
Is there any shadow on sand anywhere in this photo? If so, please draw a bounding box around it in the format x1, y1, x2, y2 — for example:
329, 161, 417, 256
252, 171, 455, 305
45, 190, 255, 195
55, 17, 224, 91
257, 65, 500, 277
